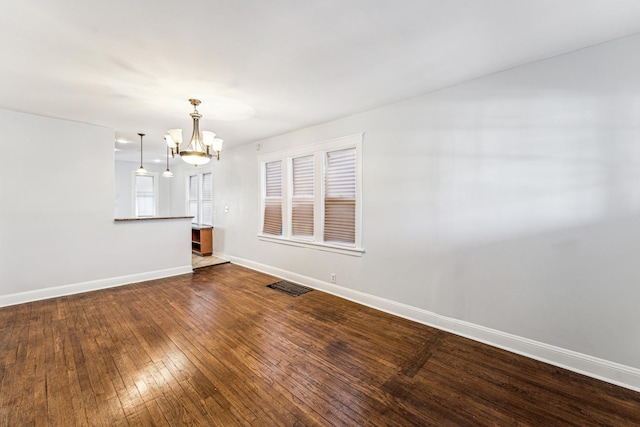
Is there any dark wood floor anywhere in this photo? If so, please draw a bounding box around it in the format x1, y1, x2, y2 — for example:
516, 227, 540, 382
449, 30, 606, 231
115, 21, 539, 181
1, 264, 639, 426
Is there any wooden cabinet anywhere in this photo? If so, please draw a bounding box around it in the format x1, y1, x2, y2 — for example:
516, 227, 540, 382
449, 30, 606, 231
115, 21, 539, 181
192, 226, 213, 256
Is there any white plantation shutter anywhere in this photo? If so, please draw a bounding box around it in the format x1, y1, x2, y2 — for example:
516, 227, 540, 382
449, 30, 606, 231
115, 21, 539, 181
324, 148, 356, 244
135, 175, 155, 217
258, 134, 362, 253
202, 173, 213, 225
263, 161, 283, 235
291, 155, 314, 238
188, 175, 198, 223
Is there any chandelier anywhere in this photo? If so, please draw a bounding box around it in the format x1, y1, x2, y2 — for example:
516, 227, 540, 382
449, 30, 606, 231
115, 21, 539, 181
165, 99, 223, 166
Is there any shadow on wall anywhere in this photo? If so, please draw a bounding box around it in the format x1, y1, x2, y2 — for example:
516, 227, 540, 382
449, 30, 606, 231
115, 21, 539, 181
432, 210, 640, 369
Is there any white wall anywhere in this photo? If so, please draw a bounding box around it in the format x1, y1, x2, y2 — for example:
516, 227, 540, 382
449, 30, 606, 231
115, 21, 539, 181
0, 109, 192, 304
169, 160, 191, 219
114, 160, 173, 218
213, 33, 640, 384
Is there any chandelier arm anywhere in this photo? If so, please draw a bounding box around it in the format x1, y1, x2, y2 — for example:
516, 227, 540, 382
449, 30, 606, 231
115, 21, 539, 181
186, 110, 204, 152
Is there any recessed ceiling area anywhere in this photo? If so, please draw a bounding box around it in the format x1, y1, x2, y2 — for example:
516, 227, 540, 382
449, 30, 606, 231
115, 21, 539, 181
2, 0, 640, 163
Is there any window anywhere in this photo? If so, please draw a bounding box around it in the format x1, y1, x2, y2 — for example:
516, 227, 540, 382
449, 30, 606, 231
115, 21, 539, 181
188, 172, 214, 225
324, 148, 356, 244
188, 175, 199, 223
202, 172, 213, 226
135, 175, 156, 217
259, 134, 363, 255
263, 160, 283, 235
291, 155, 314, 238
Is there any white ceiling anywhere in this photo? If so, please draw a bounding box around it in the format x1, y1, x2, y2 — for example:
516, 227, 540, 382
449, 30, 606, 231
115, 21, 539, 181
2, 1, 640, 164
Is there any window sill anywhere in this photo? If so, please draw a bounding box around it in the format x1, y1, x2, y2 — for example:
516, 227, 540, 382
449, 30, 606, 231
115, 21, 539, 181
257, 234, 365, 257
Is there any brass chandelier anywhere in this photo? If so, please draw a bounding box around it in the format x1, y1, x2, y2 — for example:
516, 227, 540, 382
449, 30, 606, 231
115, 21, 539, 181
165, 99, 223, 166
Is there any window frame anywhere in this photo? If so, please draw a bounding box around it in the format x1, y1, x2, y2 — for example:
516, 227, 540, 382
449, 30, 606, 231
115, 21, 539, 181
132, 172, 159, 218
186, 172, 214, 226
290, 154, 315, 240
187, 174, 199, 224
201, 172, 213, 226
262, 160, 284, 236
258, 133, 364, 256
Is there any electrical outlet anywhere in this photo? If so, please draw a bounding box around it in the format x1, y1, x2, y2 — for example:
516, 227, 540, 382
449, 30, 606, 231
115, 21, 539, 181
331, 273, 336, 283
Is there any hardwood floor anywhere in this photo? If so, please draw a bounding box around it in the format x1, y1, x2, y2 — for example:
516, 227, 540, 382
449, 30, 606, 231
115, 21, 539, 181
1, 264, 639, 426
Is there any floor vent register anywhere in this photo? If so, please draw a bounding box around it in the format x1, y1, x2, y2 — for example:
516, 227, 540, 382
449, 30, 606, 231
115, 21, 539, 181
266, 281, 314, 297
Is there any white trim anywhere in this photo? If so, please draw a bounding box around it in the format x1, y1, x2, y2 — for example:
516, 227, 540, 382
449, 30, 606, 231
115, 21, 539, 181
257, 234, 364, 256
0, 265, 193, 308
187, 170, 215, 226
228, 255, 640, 393
258, 133, 363, 251
187, 173, 199, 224
211, 250, 230, 260
258, 133, 364, 162
132, 171, 159, 217
201, 171, 214, 226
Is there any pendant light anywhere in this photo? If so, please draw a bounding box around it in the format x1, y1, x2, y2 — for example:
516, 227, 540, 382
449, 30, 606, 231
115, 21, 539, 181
165, 99, 223, 166
162, 145, 174, 178
135, 133, 148, 176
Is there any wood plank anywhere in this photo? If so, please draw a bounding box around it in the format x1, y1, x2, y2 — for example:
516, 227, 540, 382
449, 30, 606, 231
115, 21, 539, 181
0, 263, 638, 426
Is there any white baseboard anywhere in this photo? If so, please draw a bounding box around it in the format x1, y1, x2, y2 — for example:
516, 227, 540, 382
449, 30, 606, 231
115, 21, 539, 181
0, 265, 193, 308
211, 251, 230, 261
229, 255, 640, 393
